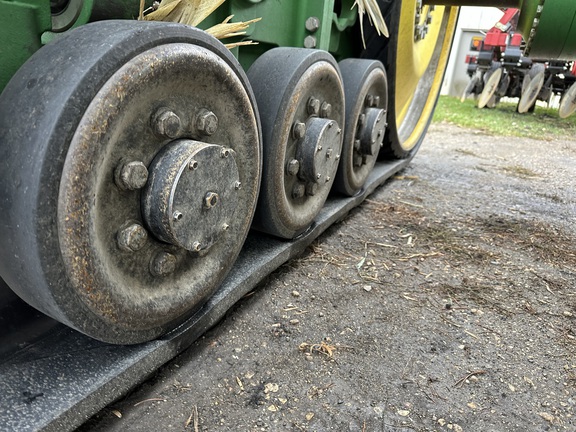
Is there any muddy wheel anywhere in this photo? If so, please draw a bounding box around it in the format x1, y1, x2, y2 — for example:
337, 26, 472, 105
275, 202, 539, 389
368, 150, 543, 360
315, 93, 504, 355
559, 80, 576, 118
248, 48, 344, 238
0, 21, 261, 344
478, 66, 503, 109
334, 59, 388, 196
518, 63, 546, 113
363, 1, 458, 159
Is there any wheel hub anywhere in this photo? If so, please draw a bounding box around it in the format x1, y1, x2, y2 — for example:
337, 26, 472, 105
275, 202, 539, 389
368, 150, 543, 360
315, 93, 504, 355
296, 117, 341, 188
143, 140, 240, 253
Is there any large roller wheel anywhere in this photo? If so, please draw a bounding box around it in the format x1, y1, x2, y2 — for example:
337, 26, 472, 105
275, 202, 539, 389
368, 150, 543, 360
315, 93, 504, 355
248, 48, 345, 238
0, 21, 261, 344
363, 1, 459, 159
334, 59, 388, 196
559, 81, 576, 118
518, 63, 546, 113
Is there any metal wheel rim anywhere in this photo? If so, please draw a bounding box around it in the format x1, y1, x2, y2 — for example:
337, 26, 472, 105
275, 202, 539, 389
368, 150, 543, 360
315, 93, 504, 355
559, 81, 576, 118
518, 70, 545, 113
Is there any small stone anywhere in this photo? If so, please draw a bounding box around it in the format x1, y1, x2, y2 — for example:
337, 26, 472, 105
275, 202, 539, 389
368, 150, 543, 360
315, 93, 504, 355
397, 409, 410, 417
563, 311, 573, 317
292, 290, 300, 297
363, 285, 372, 292
508, 383, 516, 392
467, 402, 478, 409
289, 319, 300, 325
305, 412, 314, 421
318, 312, 324, 317
438, 418, 446, 426
453, 425, 463, 432
539, 412, 555, 423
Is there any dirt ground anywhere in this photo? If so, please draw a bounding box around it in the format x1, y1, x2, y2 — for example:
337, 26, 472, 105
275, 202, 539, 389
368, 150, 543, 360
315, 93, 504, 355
80, 123, 576, 432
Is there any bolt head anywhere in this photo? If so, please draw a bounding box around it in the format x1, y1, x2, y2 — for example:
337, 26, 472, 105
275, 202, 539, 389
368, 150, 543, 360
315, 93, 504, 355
204, 192, 219, 208
304, 35, 317, 49
220, 148, 230, 158
287, 159, 300, 176
191, 242, 202, 252
152, 109, 182, 138
307, 97, 320, 116
306, 182, 318, 196
326, 149, 333, 159
117, 223, 148, 252
365, 95, 375, 107
292, 183, 305, 199
305, 16, 320, 32
173, 211, 183, 221
150, 252, 177, 276
292, 122, 307, 140
115, 161, 148, 191
373, 96, 380, 107
320, 102, 332, 118
188, 159, 199, 170
196, 109, 218, 136
234, 181, 242, 190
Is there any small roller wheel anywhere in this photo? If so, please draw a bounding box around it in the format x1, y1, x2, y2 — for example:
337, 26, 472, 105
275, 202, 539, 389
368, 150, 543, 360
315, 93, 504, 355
334, 59, 388, 196
248, 48, 344, 238
461, 75, 480, 103
362, 1, 459, 159
0, 21, 261, 344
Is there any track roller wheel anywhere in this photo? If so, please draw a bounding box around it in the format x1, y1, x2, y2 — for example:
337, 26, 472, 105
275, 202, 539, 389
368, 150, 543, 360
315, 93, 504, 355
334, 59, 388, 196
478, 66, 503, 109
248, 48, 345, 238
559, 81, 576, 119
0, 21, 261, 344
363, 1, 458, 159
518, 63, 545, 113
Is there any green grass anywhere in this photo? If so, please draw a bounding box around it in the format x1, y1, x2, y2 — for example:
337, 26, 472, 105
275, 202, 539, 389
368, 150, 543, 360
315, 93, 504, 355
433, 96, 576, 140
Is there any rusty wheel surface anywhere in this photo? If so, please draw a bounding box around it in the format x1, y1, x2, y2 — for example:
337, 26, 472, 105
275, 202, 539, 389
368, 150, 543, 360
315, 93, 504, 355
248, 48, 345, 239
0, 21, 261, 344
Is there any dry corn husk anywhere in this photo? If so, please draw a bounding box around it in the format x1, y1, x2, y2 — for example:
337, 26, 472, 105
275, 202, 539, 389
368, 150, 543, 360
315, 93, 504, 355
205, 15, 261, 39
143, 0, 226, 27
353, 0, 389, 48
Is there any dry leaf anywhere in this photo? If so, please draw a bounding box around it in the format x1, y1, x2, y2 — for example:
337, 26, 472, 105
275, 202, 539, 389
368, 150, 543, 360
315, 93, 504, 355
111, 409, 122, 418
144, 0, 225, 27
353, 0, 389, 48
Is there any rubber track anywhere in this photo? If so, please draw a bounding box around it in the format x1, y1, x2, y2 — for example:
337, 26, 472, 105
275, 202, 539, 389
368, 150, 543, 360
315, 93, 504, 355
0, 157, 411, 432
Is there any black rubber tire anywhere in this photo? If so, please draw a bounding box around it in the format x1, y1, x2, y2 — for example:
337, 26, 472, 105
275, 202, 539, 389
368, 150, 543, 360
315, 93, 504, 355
360, 1, 458, 159
0, 21, 261, 344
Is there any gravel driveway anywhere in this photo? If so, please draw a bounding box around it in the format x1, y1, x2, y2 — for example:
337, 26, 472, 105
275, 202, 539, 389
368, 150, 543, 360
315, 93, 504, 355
80, 123, 576, 432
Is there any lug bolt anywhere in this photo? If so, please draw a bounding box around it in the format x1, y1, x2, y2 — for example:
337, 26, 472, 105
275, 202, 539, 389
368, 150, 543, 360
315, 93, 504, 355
358, 113, 366, 127
292, 121, 307, 140
373, 96, 381, 107
307, 97, 320, 116
306, 182, 318, 196
220, 148, 230, 158
191, 242, 202, 252
222, 223, 229, 231
365, 95, 374, 107
292, 183, 305, 199
115, 161, 149, 191
304, 35, 317, 49
325, 176, 331, 183
286, 159, 300, 176
204, 192, 219, 209
335, 154, 340, 161
117, 223, 148, 252
320, 101, 332, 118
354, 139, 361, 151
173, 211, 183, 221
150, 252, 177, 276
234, 181, 242, 190
305, 16, 320, 32
152, 108, 182, 139
189, 159, 199, 170
326, 149, 333, 159
196, 109, 218, 136
316, 173, 322, 180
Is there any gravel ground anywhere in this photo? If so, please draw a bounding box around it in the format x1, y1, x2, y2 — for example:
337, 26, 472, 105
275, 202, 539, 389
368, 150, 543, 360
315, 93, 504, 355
80, 123, 576, 432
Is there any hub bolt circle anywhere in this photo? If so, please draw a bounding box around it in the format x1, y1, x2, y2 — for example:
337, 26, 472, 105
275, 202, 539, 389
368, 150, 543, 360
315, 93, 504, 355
117, 223, 148, 252
152, 108, 182, 139
115, 161, 149, 191
150, 252, 177, 276
196, 109, 218, 136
